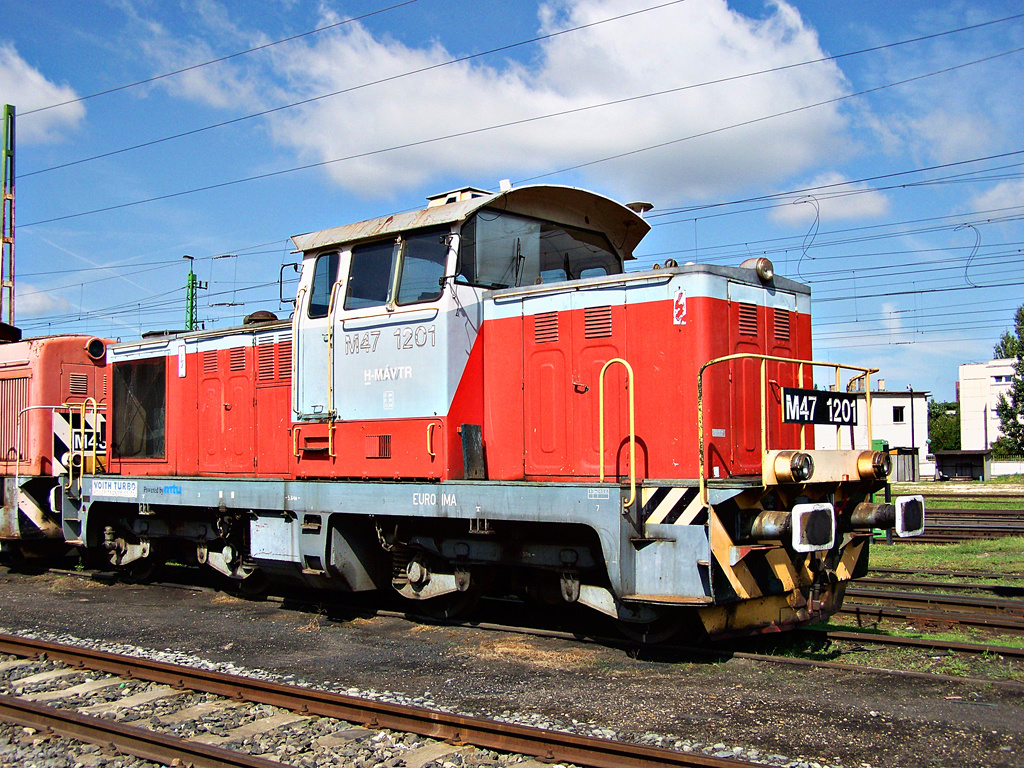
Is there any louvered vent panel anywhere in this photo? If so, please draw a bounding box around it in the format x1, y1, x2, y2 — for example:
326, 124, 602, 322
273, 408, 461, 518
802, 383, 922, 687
366, 434, 392, 459
584, 306, 613, 338
257, 342, 275, 381
103, 375, 108, 397
774, 309, 791, 342
738, 303, 758, 336
279, 340, 292, 381
229, 347, 246, 371
534, 312, 559, 343
202, 350, 218, 373
68, 373, 89, 396
0, 377, 29, 461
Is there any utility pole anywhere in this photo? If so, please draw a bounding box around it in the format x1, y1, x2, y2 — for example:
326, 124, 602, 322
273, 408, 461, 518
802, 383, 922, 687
1, 105, 15, 333
183, 255, 206, 331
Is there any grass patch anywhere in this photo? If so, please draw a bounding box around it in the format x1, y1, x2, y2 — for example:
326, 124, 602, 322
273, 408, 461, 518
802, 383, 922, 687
868, 537, 1024, 574
798, 620, 1024, 681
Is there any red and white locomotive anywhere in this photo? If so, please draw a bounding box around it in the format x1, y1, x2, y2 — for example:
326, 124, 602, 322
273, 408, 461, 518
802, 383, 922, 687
1, 183, 924, 639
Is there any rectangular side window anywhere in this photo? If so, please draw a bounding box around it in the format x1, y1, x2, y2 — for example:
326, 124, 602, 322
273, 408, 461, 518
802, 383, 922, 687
345, 240, 397, 310
892, 405, 905, 424
112, 358, 166, 459
396, 229, 448, 305
307, 252, 339, 318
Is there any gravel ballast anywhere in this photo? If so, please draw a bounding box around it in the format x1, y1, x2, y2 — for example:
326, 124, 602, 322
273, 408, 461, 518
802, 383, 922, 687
0, 567, 1020, 767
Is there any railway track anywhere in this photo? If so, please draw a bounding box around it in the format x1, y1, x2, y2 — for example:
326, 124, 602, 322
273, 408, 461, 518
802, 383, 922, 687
0, 633, 759, 768
810, 628, 1024, 660
842, 585, 1024, 635
916, 493, 1024, 504
844, 587, 1022, 620
854, 577, 1024, 597
890, 506, 1024, 543
870, 567, 1024, 581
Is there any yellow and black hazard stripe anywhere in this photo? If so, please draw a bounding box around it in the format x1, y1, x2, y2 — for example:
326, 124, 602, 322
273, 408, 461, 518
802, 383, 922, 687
640, 486, 703, 526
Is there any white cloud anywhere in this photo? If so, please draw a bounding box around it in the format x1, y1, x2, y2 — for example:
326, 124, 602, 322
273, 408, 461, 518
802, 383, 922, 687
256, 0, 854, 201
905, 109, 994, 166
771, 172, 890, 225
969, 179, 1024, 216
0, 43, 85, 143
15, 284, 72, 317
865, 10, 1024, 168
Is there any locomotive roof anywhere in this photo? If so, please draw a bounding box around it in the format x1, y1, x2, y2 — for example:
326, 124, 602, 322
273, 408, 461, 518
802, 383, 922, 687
290, 184, 651, 259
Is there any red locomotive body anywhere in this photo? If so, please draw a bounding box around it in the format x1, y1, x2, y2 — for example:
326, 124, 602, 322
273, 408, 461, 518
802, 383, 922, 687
3, 184, 924, 639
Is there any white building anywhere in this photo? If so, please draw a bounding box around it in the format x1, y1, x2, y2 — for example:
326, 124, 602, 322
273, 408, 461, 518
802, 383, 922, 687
958, 358, 1015, 450
813, 386, 930, 480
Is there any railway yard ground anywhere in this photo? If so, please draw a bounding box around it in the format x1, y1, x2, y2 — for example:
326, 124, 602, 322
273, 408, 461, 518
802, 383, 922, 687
2, 481, 1024, 768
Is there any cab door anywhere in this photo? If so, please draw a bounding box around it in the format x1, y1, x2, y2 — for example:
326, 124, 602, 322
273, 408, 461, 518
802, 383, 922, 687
294, 252, 339, 419
727, 281, 768, 475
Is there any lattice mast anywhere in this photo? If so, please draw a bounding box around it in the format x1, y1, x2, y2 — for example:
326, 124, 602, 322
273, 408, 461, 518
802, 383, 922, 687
1, 105, 14, 327
183, 255, 207, 331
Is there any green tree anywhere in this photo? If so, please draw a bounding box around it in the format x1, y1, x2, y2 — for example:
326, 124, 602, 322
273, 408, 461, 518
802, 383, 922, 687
927, 400, 960, 451
995, 304, 1024, 454
993, 305, 1024, 359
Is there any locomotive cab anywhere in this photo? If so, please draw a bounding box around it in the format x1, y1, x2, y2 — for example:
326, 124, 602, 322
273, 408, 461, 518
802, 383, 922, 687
288, 184, 647, 482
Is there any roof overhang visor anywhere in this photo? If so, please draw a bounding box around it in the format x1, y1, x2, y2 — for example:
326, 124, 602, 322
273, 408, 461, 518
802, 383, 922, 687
290, 185, 651, 259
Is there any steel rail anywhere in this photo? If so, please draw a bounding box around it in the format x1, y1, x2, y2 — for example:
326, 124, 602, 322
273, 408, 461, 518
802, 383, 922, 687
810, 629, 1024, 659
844, 587, 1024, 617
915, 494, 1024, 504
0, 693, 283, 768
840, 603, 1024, 635
0, 633, 754, 768
854, 577, 1024, 597
870, 567, 1024, 581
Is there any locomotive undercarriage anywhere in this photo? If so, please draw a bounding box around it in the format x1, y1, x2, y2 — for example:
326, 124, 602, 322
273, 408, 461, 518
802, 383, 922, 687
80, 502, 263, 587
0, 476, 70, 563
45, 470, 921, 640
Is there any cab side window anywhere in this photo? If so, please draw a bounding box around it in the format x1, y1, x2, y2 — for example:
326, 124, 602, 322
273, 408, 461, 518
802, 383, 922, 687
307, 252, 339, 318
345, 240, 397, 310
396, 229, 448, 305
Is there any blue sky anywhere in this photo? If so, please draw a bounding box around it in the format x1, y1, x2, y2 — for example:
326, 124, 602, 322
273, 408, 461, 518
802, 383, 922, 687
2, 0, 1024, 401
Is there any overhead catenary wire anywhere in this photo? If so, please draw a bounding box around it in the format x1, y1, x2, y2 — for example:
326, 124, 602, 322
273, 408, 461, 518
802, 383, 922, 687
21, 42, 1024, 228
18, 0, 422, 117
21, 0, 695, 177
18, 10, 1024, 180
15, 9, 1024, 359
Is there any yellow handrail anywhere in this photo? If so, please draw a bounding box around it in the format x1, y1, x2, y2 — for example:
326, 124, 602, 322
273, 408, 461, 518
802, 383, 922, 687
696, 353, 877, 506
598, 358, 636, 509
62, 398, 104, 492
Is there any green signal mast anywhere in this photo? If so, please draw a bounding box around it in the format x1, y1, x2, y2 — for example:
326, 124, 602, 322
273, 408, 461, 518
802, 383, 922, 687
2, 105, 15, 331
183, 255, 207, 331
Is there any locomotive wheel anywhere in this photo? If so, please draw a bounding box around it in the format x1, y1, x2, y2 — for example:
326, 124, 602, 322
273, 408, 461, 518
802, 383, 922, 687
117, 555, 160, 584
238, 567, 270, 599
1, 541, 69, 570
616, 610, 686, 644
408, 583, 482, 621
